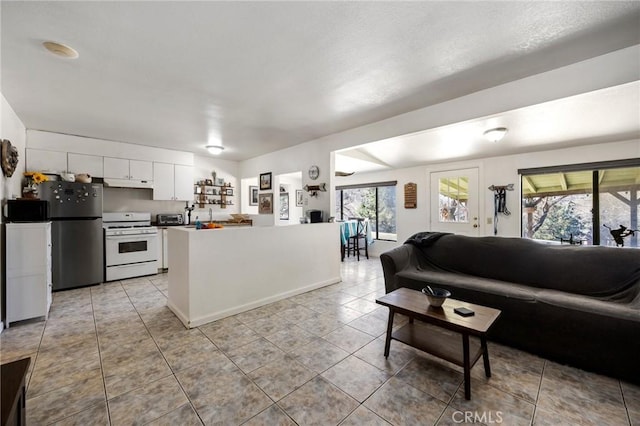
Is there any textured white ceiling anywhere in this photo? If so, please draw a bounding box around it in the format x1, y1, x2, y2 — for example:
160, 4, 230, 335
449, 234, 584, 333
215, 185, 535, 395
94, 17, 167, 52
2, 2, 639, 162
335, 82, 640, 173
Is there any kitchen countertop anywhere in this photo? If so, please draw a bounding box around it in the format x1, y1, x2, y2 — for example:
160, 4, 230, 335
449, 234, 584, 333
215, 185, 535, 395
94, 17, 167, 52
153, 220, 252, 227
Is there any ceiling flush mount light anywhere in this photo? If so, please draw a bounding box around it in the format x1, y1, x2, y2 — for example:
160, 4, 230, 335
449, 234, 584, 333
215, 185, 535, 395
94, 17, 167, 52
483, 127, 508, 143
42, 41, 79, 59
206, 145, 224, 155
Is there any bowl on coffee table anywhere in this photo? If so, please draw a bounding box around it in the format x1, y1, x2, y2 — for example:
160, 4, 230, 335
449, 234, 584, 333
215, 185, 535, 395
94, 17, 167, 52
421, 287, 451, 308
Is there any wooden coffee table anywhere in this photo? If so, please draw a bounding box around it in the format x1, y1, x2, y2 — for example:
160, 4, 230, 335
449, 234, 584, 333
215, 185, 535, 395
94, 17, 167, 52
376, 287, 501, 400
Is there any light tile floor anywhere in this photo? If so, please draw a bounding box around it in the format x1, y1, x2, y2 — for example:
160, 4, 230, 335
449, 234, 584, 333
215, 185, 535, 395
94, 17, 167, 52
1, 258, 638, 425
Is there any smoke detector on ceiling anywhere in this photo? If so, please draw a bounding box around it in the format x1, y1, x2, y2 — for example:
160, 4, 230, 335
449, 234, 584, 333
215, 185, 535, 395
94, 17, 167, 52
42, 41, 79, 59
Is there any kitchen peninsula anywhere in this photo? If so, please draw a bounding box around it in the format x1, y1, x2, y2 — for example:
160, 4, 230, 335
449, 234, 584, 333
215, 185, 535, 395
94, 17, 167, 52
167, 223, 341, 327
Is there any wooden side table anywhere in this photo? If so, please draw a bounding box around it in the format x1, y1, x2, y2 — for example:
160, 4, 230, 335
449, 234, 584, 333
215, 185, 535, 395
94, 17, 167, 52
376, 288, 501, 400
1, 357, 31, 426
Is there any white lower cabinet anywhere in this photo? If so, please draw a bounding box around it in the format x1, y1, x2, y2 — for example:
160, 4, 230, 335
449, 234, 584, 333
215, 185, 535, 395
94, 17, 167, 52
156, 227, 169, 270
6, 222, 52, 326
163, 228, 169, 270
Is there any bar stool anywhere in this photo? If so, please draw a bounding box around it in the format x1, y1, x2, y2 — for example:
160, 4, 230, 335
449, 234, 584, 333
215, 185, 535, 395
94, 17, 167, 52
347, 218, 369, 260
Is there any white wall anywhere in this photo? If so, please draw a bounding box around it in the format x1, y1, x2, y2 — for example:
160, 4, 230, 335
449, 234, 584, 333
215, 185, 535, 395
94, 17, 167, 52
168, 223, 341, 327
335, 139, 640, 257
1, 96, 26, 200
1, 93, 27, 331
239, 140, 331, 221
276, 172, 303, 225
191, 154, 240, 221
241, 177, 259, 215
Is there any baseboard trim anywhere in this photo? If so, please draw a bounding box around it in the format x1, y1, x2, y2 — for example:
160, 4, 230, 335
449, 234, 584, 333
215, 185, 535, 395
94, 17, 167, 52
166, 300, 190, 329
171, 276, 342, 329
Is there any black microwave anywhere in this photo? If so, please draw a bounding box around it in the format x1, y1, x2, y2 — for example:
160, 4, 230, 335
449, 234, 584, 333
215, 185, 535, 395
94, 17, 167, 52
5, 200, 50, 222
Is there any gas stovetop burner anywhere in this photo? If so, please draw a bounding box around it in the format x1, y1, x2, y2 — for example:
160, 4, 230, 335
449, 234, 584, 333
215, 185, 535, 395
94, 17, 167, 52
102, 212, 154, 231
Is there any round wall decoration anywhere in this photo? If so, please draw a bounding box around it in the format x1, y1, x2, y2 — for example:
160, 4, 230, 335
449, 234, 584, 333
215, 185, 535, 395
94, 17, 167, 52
1, 139, 19, 178
308, 165, 320, 180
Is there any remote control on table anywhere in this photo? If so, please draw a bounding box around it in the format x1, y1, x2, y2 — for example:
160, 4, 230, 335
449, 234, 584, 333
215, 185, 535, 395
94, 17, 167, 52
454, 307, 475, 317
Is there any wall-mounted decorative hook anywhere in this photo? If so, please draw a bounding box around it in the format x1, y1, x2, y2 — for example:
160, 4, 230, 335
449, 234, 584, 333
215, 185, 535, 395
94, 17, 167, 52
303, 183, 327, 197
488, 184, 514, 235
487, 184, 514, 192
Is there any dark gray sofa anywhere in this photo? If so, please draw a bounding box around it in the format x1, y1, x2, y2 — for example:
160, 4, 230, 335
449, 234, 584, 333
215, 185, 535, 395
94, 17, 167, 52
380, 233, 640, 384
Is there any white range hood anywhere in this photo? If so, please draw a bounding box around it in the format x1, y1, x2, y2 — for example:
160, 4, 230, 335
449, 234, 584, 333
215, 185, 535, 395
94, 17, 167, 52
103, 178, 153, 189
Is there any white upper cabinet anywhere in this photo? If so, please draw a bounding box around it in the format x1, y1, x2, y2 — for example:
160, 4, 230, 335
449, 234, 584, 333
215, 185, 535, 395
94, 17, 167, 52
68, 153, 104, 177
104, 157, 152, 181
104, 157, 130, 179
174, 164, 194, 201
153, 162, 193, 201
26, 149, 67, 173
153, 162, 174, 200
130, 160, 153, 181
25, 132, 199, 201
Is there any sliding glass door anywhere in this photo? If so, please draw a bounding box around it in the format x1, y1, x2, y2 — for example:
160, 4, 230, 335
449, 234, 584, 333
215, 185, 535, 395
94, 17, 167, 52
521, 161, 639, 248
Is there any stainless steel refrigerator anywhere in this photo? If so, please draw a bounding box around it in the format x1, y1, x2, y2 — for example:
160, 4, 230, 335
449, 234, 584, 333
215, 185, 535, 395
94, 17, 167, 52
39, 181, 104, 290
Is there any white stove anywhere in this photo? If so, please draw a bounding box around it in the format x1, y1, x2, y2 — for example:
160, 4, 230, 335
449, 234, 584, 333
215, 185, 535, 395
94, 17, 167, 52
103, 212, 158, 281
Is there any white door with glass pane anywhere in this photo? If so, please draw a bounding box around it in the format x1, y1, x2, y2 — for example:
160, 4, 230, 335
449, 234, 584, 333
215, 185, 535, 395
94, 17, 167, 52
430, 168, 480, 236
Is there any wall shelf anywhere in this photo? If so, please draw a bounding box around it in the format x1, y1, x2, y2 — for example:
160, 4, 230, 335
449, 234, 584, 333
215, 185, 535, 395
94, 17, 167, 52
195, 184, 234, 208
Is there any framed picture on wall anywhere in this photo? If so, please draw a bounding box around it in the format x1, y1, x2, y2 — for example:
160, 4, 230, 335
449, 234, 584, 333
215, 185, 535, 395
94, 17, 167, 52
258, 193, 273, 214
249, 186, 258, 206
280, 192, 289, 220
259, 172, 272, 190
295, 189, 304, 207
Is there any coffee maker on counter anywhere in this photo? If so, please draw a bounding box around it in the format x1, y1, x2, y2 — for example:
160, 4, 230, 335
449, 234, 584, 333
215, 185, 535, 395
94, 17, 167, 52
306, 209, 324, 223
184, 201, 194, 225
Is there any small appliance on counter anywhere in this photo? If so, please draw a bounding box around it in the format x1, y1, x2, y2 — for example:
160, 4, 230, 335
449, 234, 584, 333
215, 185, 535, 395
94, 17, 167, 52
5, 199, 50, 222
307, 209, 324, 223
103, 212, 158, 281
154, 214, 184, 272
156, 213, 184, 226
184, 202, 194, 225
